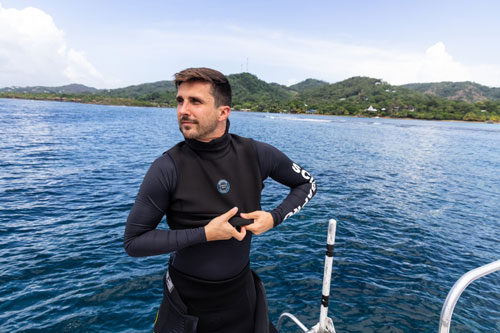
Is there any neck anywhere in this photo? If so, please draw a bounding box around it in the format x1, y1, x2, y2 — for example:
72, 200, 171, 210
196, 121, 227, 143
184, 119, 231, 154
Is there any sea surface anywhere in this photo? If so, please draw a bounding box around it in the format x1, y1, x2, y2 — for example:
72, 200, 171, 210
1, 98, 499, 332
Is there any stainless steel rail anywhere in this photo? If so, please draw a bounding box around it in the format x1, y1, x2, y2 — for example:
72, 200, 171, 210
277, 219, 337, 333
439, 259, 500, 333
318, 219, 337, 332
276, 313, 309, 332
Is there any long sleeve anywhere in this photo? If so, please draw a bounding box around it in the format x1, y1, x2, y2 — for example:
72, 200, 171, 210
253, 140, 317, 226
123, 153, 206, 257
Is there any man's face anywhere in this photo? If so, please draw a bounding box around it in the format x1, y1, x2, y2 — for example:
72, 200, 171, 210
176, 81, 221, 142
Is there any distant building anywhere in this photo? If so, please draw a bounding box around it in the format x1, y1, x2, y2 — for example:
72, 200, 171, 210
306, 109, 317, 114
366, 105, 377, 112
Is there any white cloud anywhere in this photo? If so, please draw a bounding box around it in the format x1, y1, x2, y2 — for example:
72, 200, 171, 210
416, 42, 469, 83
1, 6, 498, 89
139, 25, 500, 87
0, 3, 106, 88
63, 49, 103, 84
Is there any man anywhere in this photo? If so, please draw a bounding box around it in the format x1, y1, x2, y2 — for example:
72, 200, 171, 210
124, 67, 316, 333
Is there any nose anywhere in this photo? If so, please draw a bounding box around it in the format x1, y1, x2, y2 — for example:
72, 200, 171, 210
177, 101, 190, 117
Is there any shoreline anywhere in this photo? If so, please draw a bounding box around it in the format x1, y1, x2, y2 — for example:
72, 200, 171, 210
308, 113, 499, 124
1, 96, 498, 124
235, 109, 499, 124
0, 95, 169, 108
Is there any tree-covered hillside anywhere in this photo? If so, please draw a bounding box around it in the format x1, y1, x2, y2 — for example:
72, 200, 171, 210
228, 73, 293, 111
401, 81, 500, 103
102, 81, 176, 98
1, 74, 499, 122
289, 78, 329, 92
292, 77, 499, 121
101, 80, 177, 106
0, 83, 98, 94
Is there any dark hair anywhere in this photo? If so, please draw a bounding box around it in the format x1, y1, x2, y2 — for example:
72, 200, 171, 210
174, 67, 232, 107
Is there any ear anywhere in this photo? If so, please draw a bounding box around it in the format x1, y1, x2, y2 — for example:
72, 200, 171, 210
218, 105, 231, 121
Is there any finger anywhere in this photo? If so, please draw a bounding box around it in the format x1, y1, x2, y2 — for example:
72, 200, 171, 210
245, 223, 259, 234
222, 207, 238, 220
240, 211, 259, 219
232, 225, 246, 241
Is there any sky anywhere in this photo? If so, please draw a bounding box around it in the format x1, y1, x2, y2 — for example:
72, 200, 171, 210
1, 0, 500, 89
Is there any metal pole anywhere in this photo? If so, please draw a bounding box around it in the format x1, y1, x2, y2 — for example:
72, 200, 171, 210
439, 259, 500, 333
319, 219, 337, 332
276, 313, 309, 332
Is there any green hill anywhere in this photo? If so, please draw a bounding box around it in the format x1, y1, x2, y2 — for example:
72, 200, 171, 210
401, 81, 500, 103
289, 78, 329, 92
291, 76, 424, 114
228, 73, 294, 111
1, 74, 499, 122
99, 80, 177, 105
102, 80, 176, 98
289, 76, 499, 121
0, 83, 98, 94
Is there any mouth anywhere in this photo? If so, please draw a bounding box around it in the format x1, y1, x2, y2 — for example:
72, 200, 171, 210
180, 120, 197, 127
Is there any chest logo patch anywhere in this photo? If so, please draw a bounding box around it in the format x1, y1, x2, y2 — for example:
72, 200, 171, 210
217, 179, 230, 194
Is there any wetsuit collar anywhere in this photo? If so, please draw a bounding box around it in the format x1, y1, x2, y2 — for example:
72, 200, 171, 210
184, 120, 231, 153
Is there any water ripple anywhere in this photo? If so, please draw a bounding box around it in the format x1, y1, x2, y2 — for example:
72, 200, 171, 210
1, 100, 499, 332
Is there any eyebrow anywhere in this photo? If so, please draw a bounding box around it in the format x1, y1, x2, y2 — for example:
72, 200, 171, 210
176, 95, 204, 103
189, 96, 202, 103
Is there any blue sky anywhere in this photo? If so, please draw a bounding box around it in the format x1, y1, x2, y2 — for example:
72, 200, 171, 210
1, 0, 500, 88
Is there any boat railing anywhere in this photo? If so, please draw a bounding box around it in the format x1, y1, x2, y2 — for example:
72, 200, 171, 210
439, 259, 500, 333
277, 219, 337, 333
276, 218, 500, 332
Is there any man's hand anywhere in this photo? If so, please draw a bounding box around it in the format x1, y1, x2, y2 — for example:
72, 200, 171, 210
204, 207, 247, 242
240, 211, 274, 235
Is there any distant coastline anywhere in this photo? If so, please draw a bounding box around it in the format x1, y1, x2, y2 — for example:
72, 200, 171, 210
0, 94, 170, 108
1, 74, 499, 123
1, 95, 498, 124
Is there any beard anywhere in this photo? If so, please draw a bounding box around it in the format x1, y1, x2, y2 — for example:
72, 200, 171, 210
178, 114, 219, 141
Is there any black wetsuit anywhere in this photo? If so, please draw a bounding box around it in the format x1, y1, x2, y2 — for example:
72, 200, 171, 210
124, 124, 316, 332
124, 126, 316, 280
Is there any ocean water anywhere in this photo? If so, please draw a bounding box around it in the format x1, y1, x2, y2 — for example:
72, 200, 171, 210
1, 98, 499, 332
